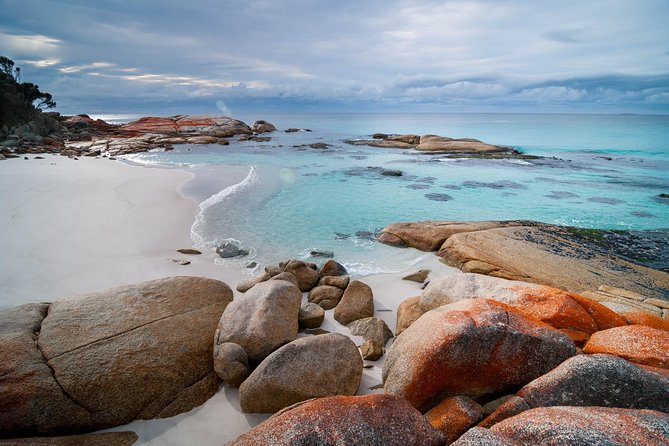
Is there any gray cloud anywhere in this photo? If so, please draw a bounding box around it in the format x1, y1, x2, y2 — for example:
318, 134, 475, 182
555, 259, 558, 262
1, 0, 668, 113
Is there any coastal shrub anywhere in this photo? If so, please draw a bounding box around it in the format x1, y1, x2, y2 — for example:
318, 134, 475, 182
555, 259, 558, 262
0, 56, 56, 128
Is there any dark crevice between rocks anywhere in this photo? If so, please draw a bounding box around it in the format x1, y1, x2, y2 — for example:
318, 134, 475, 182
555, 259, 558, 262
45, 301, 223, 362
142, 370, 215, 420
35, 303, 94, 415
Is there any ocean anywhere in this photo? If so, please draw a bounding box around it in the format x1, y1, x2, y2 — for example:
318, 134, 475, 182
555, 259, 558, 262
112, 113, 669, 275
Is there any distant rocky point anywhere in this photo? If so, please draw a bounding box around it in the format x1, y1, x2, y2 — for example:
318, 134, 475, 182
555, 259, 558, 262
345, 133, 525, 157
0, 114, 276, 158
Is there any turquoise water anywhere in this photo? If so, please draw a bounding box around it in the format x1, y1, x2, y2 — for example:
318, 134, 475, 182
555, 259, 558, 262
122, 113, 669, 274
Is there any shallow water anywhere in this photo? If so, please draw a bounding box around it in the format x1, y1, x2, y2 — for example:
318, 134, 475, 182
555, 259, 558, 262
122, 113, 669, 274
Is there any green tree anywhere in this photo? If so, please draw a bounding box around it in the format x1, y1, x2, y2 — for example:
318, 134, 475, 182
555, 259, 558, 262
0, 56, 56, 127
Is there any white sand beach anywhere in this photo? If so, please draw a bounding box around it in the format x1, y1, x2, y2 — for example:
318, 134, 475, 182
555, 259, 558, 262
0, 155, 251, 307
0, 154, 452, 444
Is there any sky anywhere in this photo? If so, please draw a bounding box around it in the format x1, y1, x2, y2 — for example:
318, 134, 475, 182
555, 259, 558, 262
1, 0, 669, 115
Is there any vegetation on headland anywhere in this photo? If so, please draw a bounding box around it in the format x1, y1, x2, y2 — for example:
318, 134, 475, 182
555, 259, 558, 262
0, 56, 56, 128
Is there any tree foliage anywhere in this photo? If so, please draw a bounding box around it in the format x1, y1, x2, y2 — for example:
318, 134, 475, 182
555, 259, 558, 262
0, 56, 56, 127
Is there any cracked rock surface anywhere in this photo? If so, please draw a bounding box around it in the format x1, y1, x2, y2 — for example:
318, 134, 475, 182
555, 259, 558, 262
0, 276, 233, 437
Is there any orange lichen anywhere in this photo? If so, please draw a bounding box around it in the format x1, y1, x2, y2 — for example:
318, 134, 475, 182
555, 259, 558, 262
583, 325, 669, 369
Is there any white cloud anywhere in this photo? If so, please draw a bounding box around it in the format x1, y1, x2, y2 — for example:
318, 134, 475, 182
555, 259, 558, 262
59, 62, 115, 74
20, 58, 61, 67
0, 31, 60, 56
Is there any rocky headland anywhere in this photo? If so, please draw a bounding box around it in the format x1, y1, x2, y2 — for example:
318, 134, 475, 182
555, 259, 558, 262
1, 114, 537, 161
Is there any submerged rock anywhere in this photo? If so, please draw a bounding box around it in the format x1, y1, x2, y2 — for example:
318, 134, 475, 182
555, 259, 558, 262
216, 241, 249, 258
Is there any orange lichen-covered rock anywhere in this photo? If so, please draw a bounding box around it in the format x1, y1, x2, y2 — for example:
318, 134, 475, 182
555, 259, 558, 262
425, 396, 483, 444
490, 406, 669, 446
120, 116, 179, 134
420, 273, 626, 335
566, 291, 628, 330
583, 325, 669, 369
622, 312, 669, 332
382, 299, 576, 411
225, 394, 445, 446
478, 396, 530, 429
559, 328, 590, 347
119, 115, 252, 138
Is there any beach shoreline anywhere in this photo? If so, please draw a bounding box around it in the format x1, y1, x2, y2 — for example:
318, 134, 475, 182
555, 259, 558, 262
0, 153, 453, 444
0, 155, 252, 308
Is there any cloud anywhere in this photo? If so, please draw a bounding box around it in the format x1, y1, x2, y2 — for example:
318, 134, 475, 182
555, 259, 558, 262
20, 58, 61, 67
0, 31, 60, 56
59, 62, 115, 74
1, 0, 668, 113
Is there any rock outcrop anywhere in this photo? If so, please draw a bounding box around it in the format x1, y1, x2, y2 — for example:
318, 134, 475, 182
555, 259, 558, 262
345, 133, 515, 155
333, 280, 374, 325
284, 260, 320, 292
226, 394, 445, 445
308, 285, 344, 310
425, 396, 483, 444
238, 333, 362, 413
383, 298, 576, 411
214, 280, 301, 367
0, 432, 139, 445
518, 354, 669, 413
417, 273, 626, 338
251, 120, 277, 133
378, 220, 516, 251
0, 277, 232, 437
484, 406, 669, 446
298, 302, 325, 329
213, 342, 250, 388
396, 295, 422, 335
378, 220, 669, 300
582, 325, 669, 369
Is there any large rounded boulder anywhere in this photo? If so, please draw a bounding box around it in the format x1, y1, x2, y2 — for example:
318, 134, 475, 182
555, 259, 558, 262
239, 333, 362, 413
518, 353, 669, 413
490, 406, 669, 446
383, 298, 576, 411
226, 394, 445, 446
0, 277, 233, 437
582, 325, 669, 369
214, 280, 301, 366
420, 273, 626, 336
